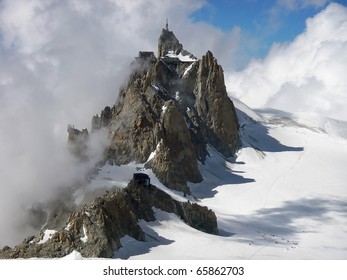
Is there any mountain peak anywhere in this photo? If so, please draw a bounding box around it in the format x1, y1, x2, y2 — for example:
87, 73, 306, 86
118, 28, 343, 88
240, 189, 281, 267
157, 26, 197, 61
68, 26, 240, 193
0, 25, 241, 258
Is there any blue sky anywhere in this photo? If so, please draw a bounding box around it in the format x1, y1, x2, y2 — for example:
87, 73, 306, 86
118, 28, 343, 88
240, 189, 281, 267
190, 0, 347, 58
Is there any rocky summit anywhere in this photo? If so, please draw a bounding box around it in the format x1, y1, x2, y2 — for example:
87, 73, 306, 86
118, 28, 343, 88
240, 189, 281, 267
71, 23, 240, 194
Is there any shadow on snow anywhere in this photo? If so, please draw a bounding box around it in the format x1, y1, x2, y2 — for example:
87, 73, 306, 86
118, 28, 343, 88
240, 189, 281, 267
219, 197, 347, 246
112, 219, 174, 259
237, 108, 304, 153
190, 109, 304, 199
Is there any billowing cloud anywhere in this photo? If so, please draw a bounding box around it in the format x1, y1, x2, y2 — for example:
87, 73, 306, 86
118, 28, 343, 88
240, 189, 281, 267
226, 3, 347, 121
0, 0, 241, 247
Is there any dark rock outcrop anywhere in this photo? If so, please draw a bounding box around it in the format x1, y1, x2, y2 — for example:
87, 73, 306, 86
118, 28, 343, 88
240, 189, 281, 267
91, 106, 112, 131
0, 181, 217, 259
67, 125, 89, 160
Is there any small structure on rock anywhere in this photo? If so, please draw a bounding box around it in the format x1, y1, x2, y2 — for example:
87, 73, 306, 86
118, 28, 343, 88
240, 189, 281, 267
134, 51, 157, 64
133, 173, 150, 186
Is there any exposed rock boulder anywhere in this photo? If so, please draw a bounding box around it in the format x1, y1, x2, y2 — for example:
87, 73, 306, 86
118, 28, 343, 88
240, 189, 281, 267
0, 181, 218, 259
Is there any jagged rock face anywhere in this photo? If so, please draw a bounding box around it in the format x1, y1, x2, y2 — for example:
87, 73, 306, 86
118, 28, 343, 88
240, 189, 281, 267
106, 84, 162, 165
146, 100, 202, 193
194, 51, 240, 157
71, 28, 240, 193
0, 181, 218, 259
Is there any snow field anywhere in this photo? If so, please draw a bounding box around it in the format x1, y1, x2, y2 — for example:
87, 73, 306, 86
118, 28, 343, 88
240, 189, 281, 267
83, 100, 347, 259
122, 106, 347, 259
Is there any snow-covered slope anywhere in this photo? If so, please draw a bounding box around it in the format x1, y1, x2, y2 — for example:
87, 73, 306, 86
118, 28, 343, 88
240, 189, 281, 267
109, 99, 347, 260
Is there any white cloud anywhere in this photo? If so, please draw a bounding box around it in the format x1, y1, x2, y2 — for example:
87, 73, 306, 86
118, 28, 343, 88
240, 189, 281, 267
226, 3, 347, 121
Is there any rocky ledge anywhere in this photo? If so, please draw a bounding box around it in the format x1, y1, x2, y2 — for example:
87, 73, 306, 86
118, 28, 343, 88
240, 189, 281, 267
0, 181, 217, 259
